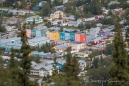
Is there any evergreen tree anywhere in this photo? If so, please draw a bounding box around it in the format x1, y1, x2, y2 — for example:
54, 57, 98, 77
125, 28, 129, 46
0, 56, 11, 85
18, 29, 37, 86
9, 48, 20, 86
52, 55, 58, 76
63, 52, 80, 86
41, 2, 50, 16
108, 23, 129, 86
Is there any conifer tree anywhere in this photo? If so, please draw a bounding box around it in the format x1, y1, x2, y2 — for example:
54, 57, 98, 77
18, 29, 38, 86
125, 28, 129, 46
52, 55, 58, 76
63, 52, 80, 86
9, 48, 20, 86
108, 23, 129, 86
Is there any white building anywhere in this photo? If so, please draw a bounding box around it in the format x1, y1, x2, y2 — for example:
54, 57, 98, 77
26, 15, 43, 24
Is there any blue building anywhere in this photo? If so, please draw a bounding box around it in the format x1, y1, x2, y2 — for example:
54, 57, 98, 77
31, 29, 46, 37
60, 32, 65, 40
60, 32, 75, 41
70, 33, 75, 41
0, 37, 21, 49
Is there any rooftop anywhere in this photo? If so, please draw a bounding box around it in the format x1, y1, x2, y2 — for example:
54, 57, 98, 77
55, 44, 68, 49
0, 37, 21, 44
28, 37, 49, 43
75, 52, 86, 55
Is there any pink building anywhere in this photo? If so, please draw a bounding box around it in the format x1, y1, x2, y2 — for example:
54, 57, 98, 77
26, 29, 31, 38
75, 33, 86, 43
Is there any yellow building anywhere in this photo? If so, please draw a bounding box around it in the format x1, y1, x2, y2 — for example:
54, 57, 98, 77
44, 11, 63, 21
46, 31, 60, 40
46, 31, 51, 38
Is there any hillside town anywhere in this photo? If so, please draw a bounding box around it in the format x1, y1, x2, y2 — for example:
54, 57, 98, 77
0, 0, 129, 86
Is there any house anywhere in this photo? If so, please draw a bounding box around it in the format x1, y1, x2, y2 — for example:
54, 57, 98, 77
9, 9, 35, 16
119, 19, 127, 25
44, 11, 63, 21
60, 32, 75, 41
46, 31, 60, 40
95, 15, 104, 21
5, 43, 21, 52
51, 19, 63, 26
98, 28, 110, 38
26, 15, 43, 24
89, 27, 101, 38
30, 62, 55, 76
54, 11, 63, 19
50, 40, 68, 45
63, 28, 77, 33
95, 44, 105, 50
53, 44, 69, 52
32, 51, 52, 58
67, 21, 80, 27
32, 51, 39, 57
62, 15, 75, 22
0, 37, 21, 49
77, 18, 85, 23
91, 37, 102, 45
78, 60, 86, 71
48, 26, 60, 31
75, 33, 86, 43
85, 17, 96, 22
60, 22, 68, 26
26, 29, 31, 38
34, 25, 48, 30
70, 42, 86, 52
75, 52, 88, 58
101, 7, 110, 15
96, 23, 103, 27
86, 35, 95, 44
31, 29, 46, 38
28, 37, 50, 47
108, 25, 115, 30
108, 1, 120, 6
111, 8, 123, 15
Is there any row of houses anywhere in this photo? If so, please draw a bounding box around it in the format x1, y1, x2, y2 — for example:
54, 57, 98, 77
30, 58, 86, 77
0, 34, 86, 55
26, 26, 111, 44
25, 13, 104, 26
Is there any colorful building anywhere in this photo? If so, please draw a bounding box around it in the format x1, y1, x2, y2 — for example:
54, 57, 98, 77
44, 11, 63, 21
60, 32, 75, 41
31, 29, 46, 38
75, 33, 86, 43
46, 31, 60, 40
26, 29, 31, 38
